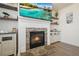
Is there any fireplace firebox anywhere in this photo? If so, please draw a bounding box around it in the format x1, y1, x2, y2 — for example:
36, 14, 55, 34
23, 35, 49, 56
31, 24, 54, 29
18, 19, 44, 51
30, 31, 45, 49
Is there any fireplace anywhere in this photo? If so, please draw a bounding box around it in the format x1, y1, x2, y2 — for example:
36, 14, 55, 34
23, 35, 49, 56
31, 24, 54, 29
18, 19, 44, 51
30, 31, 45, 49
26, 28, 47, 50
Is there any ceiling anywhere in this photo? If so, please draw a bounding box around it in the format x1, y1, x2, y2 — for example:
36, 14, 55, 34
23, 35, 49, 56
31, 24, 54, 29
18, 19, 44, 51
2, 3, 73, 10
53, 3, 73, 10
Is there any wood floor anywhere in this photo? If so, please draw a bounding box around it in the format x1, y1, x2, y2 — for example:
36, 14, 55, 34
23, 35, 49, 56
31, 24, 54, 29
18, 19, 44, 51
21, 42, 79, 56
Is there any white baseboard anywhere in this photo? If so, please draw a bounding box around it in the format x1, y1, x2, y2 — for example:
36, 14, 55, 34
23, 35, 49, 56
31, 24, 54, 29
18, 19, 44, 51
61, 41, 79, 47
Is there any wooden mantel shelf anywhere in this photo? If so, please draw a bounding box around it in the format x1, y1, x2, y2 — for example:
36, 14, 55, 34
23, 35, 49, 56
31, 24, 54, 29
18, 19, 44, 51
0, 17, 18, 21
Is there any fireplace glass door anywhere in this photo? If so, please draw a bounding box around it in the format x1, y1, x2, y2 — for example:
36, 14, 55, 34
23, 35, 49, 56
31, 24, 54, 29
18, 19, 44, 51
30, 31, 45, 49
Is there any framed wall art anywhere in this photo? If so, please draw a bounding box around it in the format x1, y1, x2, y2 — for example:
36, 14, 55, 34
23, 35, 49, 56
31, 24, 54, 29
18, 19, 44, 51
66, 12, 73, 24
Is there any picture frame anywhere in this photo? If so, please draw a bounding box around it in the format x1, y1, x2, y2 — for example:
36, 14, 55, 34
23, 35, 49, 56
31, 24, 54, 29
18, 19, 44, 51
66, 12, 73, 24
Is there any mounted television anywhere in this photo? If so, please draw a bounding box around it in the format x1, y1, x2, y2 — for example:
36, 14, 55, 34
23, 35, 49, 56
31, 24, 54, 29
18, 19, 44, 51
19, 3, 53, 21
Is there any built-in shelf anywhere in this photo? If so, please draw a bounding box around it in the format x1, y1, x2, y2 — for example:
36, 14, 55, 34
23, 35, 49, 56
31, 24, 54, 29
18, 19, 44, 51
51, 17, 59, 25
0, 17, 18, 21
0, 3, 17, 11
0, 32, 16, 35
51, 22, 59, 25
52, 17, 59, 20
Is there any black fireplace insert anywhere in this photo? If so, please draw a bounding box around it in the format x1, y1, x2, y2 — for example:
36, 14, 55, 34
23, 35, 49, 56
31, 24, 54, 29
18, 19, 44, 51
30, 31, 45, 49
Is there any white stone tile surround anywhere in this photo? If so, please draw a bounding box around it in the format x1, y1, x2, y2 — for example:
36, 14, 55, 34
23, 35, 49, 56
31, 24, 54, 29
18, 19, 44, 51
26, 28, 47, 50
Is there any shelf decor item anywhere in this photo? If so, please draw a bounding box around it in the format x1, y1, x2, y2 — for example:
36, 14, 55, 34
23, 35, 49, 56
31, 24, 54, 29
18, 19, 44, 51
55, 11, 58, 18
2, 12, 10, 19
12, 28, 16, 32
66, 12, 73, 24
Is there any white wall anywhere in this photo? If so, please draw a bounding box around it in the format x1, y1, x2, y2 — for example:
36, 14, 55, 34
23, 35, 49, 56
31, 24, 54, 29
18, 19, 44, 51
0, 20, 18, 32
18, 17, 51, 53
0, 7, 18, 32
59, 4, 79, 47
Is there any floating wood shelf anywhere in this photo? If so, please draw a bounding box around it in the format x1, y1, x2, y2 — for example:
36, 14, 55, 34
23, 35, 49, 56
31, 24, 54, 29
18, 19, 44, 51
51, 22, 59, 25
0, 3, 17, 11
0, 17, 18, 21
52, 17, 59, 20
